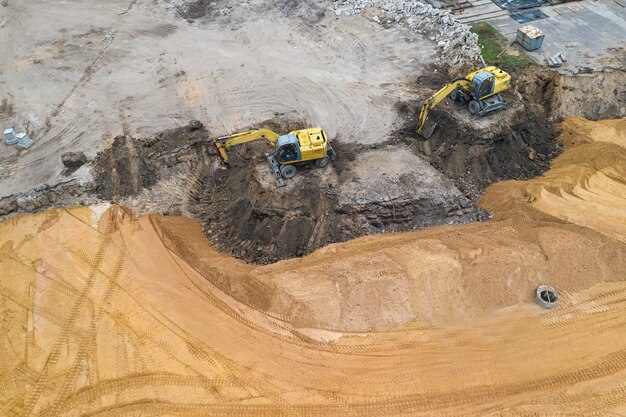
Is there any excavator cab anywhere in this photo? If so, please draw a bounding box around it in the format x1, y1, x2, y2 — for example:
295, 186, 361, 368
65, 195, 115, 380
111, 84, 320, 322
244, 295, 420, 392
469, 71, 496, 100
275, 134, 301, 163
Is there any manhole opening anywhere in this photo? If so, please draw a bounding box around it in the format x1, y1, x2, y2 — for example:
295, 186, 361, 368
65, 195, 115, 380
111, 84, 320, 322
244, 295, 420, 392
540, 290, 557, 303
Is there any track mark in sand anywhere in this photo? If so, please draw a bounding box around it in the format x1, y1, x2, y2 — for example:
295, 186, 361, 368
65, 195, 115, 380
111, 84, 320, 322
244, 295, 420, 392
51, 373, 239, 415
42, 249, 127, 417
71, 343, 626, 416
19, 209, 119, 417
133, 286, 296, 417
42, 28, 118, 139
0, 286, 67, 330
0, 323, 18, 398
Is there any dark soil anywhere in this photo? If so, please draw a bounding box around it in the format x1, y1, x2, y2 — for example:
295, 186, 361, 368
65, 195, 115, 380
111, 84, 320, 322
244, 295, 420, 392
94, 122, 214, 201
174, 0, 327, 23
398, 109, 558, 201
81, 91, 558, 265
175, 0, 215, 20
187, 149, 334, 263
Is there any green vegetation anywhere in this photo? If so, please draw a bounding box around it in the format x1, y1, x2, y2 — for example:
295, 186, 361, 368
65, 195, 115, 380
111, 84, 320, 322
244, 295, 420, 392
471, 22, 535, 73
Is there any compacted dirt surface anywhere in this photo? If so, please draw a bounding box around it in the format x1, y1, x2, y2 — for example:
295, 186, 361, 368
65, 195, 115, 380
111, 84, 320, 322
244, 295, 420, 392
1, 118, 626, 416
0, 0, 435, 197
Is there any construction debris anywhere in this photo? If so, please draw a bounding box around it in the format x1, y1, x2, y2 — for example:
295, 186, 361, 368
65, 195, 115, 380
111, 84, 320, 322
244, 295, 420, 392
15, 132, 34, 149
3, 128, 17, 145
516, 24, 544, 51
547, 51, 567, 67
333, 1, 484, 67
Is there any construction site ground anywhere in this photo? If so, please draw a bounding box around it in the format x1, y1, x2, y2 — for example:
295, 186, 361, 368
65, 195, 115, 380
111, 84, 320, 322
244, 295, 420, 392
488, 0, 626, 74
1, 117, 626, 416
0, 0, 433, 197
1, 0, 626, 416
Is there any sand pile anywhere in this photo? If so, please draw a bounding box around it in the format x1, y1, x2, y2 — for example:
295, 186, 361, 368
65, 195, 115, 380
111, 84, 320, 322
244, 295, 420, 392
1, 117, 625, 416
482, 117, 626, 243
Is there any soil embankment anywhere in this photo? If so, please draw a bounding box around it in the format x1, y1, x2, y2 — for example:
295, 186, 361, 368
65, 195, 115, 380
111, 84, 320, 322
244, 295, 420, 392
1, 118, 625, 416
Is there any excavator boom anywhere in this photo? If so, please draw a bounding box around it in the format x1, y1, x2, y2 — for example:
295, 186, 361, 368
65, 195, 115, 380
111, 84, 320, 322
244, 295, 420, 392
416, 66, 512, 138
214, 128, 281, 164
417, 78, 469, 136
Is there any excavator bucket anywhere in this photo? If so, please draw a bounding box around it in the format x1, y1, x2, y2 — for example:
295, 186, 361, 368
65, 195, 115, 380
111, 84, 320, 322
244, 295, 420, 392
418, 117, 437, 139
214, 141, 230, 167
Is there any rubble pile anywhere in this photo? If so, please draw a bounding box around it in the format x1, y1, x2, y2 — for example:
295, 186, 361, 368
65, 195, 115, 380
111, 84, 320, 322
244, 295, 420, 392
333, 0, 484, 67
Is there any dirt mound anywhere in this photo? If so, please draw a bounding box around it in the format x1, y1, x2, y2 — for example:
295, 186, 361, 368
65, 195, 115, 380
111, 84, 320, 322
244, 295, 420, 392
94, 122, 213, 201
187, 140, 474, 263
399, 101, 558, 200
87, 102, 557, 265
172, 0, 215, 20
518, 65, 626, 121
483, 117, 626, 243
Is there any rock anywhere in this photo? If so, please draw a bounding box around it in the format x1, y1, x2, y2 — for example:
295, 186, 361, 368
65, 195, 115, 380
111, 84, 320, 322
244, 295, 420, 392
188, 119, 203, 131
61, 151, 87, 168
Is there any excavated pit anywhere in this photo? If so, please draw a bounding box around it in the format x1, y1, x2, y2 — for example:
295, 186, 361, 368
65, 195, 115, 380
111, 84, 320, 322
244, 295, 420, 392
88, 101, 556, 264
401, 102, 559, 200
2, 64, 596, 264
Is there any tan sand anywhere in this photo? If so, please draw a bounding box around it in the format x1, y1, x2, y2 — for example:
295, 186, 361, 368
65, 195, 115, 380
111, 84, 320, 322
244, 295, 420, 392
1, 117, 625, 416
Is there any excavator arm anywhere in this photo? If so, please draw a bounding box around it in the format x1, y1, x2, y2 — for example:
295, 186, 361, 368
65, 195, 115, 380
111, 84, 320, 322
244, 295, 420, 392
417, 78, 470, 137
214, 128, 281, 164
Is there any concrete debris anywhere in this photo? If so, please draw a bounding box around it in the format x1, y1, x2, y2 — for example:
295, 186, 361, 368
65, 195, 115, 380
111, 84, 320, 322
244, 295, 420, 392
3, 128, 17, 145
16, 132, 34, 149
61, 151, 88, 168
548, 51, 567, 67
4, 129, 34, 149
332, 0, 484, 67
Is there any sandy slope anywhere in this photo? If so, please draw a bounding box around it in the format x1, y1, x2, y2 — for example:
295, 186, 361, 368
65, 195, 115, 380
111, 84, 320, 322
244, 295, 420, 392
1, 117, 626, 416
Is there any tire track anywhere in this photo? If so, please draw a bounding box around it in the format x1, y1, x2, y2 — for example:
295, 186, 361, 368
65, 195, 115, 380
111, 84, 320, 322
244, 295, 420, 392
0, 287, 66, 330
42, 373, 232, 417
42, 248, 127, 417
74, 344, 626, 417
19, 208, 119, 417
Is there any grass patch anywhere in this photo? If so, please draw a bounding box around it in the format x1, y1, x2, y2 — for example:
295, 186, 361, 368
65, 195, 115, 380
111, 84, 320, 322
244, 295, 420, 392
471, 22, 535, 73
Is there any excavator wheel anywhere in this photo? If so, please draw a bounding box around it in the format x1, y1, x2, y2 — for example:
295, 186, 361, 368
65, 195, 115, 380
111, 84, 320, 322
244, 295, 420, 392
280, 164, 297, 179
315, 157, 329, 168
450, 89, 460, 102
468, 100, 481, 115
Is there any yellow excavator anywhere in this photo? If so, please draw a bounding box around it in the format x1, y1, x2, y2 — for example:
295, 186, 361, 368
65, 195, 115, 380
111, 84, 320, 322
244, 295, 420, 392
214, 127, 336, 187
417, 66, 512, 138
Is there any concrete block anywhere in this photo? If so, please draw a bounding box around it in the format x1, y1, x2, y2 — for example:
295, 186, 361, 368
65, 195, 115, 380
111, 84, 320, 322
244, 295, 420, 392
4, 128, 18, 145
16, 132, 34, 149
